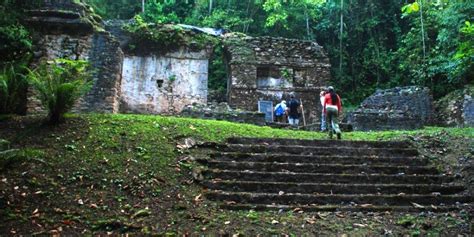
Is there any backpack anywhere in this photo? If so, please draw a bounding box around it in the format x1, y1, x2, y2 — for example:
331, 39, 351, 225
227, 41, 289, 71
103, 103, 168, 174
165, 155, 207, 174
275, 104, 285, 116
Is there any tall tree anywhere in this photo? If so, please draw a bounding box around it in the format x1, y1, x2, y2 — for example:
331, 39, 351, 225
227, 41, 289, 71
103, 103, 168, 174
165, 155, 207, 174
339, 0, 343, 72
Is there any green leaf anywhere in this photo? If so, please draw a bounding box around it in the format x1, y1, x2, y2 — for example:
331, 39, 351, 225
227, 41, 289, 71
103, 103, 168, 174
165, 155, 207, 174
401, 4, 410, 14
410, 2, 420, 12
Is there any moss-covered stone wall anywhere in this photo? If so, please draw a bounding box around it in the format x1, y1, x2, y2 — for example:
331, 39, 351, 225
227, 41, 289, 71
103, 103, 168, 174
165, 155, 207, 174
223, 34, 331, 124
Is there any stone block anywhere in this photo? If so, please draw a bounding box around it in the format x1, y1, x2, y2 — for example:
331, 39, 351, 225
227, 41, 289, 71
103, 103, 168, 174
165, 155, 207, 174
349, 109, 423, 131
463, 95, 474, 127
349, 86, 433, 131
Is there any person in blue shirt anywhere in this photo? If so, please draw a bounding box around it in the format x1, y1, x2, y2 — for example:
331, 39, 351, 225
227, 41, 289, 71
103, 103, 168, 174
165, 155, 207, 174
274, 100, 287, 123
287, 94, 302, 126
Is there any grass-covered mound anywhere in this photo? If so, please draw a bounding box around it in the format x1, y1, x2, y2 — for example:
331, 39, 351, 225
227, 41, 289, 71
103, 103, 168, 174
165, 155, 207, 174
0, 114, 472, 235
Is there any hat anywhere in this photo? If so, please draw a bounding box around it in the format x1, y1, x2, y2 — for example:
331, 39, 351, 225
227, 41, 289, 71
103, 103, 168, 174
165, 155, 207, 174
328, 86, 334, 91
290, 93, 295, 98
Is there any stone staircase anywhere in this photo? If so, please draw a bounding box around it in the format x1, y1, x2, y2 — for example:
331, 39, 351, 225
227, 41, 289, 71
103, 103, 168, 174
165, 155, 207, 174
198, 137, 472, 212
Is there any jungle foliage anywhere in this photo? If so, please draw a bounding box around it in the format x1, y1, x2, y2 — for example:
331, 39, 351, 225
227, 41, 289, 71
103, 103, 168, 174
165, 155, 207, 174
0, 63, 28, 115
82, 0, 472, 104
0, 0, 32, 62
1, 0, 472, 106
27, 59, 92, 124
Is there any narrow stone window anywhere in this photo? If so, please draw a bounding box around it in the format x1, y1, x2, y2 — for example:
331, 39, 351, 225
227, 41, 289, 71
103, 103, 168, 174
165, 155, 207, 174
257, 66, 292, 89
156, 79, 164, 88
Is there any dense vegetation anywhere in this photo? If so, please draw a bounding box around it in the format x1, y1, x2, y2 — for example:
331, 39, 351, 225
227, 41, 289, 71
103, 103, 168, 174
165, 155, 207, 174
0, 0, 472, 107
27, 59, 93, 124
83, 0, 473, 104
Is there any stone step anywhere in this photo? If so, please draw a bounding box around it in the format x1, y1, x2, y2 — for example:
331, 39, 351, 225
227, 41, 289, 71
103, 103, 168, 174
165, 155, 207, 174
206, 191, 472, 206
227, 137, 412, 149
220, 144, 419, 157
203, 160, 439, 175
205, 170, 455, 184
218, 203, 464, 213
200, 138, 471, 213
202, 180, 466, 195
210, 153, 428, 166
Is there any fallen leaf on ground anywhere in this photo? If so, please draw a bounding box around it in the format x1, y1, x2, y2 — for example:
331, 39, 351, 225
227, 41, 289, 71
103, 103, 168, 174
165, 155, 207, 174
411, 202, 425, 208
194, 194, 202, 203
305, 217, 318, 224
224, 221, 231, 225
353, 223, 367, 228
62, 220, 72, 225
271, 220, 279, 224
131, 208, 151, 219
53, 208, 64, 213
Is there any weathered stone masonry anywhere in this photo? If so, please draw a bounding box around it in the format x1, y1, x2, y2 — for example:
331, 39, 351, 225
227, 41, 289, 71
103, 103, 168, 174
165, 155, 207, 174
348, 86, 434, 131
25, 0, 123, 113
224, 35, 331, 124
119, 49, 211, 114
25, 0, 211, 115
24, 1, 332, 120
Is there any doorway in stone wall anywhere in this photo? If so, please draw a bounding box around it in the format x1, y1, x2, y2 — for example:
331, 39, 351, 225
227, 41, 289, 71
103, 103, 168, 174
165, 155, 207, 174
208, 45, 228, 103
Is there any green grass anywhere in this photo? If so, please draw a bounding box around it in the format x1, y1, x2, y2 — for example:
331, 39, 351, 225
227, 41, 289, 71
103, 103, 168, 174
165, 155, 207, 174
84, 113, 474, 143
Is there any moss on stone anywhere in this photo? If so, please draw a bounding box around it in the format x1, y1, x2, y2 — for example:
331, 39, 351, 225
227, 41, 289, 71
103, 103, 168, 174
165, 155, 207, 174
223, 34, 255, 63
123, 16, 218, 55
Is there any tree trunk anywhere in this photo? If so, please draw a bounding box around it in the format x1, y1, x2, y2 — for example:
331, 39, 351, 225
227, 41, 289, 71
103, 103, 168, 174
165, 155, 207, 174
305, 10, 310, 40
142, 0, 145, 13
49, 110, 63, 124
209, 0, 213, 15
243, 0, 252, 33
339, 0, 344, 72
420, 0, 426, 59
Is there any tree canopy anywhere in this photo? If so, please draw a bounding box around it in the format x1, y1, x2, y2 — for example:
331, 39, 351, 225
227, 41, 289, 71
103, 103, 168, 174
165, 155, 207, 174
1, 0, 472, 104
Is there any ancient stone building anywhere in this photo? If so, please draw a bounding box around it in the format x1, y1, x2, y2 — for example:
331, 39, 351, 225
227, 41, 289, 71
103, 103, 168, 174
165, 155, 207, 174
25, 0, 212, 114
348, 86, 434, 131
24, 1, 332, 120
223, 35, 331, 124
434, 86, 474, 127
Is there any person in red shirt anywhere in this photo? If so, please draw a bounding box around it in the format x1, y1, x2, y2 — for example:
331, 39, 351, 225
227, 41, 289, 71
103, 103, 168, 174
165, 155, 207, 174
323, 86, 342, 139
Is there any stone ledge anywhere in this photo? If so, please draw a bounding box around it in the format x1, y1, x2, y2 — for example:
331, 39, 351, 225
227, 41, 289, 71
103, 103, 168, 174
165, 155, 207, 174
349, 110, 423, 131
180, 102, 266, 126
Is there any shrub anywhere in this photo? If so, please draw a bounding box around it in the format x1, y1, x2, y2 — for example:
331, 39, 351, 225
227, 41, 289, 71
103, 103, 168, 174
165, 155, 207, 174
27, 59, 92, 124
0, 64, 28, 114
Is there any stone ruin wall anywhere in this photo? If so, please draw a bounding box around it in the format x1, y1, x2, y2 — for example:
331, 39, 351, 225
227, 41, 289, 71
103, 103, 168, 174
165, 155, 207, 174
224, 36, 331, 124
24, 0, 210, 115
434, 86, 474, 127
349, 86, 434, 131
25, 0, 123, 114
120, 49, 211, 114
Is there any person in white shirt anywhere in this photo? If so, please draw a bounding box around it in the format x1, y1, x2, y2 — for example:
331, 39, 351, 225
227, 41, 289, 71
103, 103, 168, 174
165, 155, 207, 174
320, 89, 327, 131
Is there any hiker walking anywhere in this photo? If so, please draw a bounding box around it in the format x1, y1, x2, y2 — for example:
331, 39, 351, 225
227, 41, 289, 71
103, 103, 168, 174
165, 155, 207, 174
287, 93, 302, 127
320, 89, 327, 131
274, 100, 287, 123
323, 86, 342, 139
